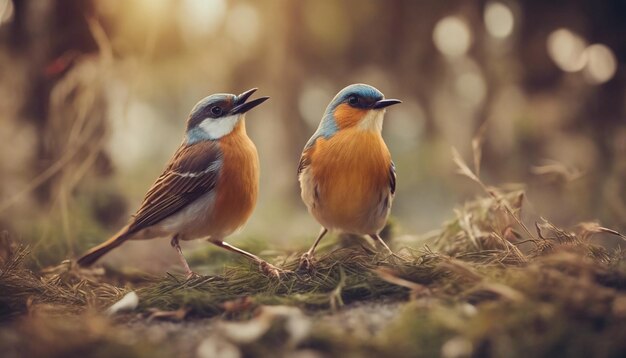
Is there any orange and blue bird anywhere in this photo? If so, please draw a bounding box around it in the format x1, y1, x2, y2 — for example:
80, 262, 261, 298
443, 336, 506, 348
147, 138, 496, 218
297, 84, 402, 269
77, 88, 283, 277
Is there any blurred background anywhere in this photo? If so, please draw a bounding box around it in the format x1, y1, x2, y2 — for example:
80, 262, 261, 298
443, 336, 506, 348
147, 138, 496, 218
0, 0, 624, 271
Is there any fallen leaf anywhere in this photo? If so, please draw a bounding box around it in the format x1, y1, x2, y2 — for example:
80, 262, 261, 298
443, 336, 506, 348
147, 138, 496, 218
106, 291, 138, 315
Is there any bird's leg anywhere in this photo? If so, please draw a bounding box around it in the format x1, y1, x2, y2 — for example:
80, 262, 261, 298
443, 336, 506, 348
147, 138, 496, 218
170, 235, 197, 279
210, 239, 285, 278
369, 234, 407, 261
298, 227, 328, 271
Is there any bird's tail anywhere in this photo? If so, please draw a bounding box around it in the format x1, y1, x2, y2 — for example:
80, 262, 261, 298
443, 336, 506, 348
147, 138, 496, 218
77, 227, 131, 267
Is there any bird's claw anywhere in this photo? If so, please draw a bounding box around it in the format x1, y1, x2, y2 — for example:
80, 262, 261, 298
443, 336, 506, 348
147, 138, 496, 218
185, 271, 202, 280
297, 253, 316, 272
259, 261, 288, 278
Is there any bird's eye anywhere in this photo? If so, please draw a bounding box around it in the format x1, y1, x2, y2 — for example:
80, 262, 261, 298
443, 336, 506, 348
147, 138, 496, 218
211, 106, 222, 116
348, 96, 359, 106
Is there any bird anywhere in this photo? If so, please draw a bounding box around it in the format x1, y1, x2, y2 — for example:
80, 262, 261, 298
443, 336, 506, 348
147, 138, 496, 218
297, 83, 402, 270
77, 88, 283, 277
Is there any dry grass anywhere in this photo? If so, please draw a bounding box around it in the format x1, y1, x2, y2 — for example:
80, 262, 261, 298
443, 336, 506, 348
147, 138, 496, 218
1, 146, 626, 357
0, 245, 123, 320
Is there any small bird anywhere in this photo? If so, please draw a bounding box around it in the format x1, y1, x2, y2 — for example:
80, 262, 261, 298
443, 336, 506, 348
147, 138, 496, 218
297, 84, 402, 269
78, 88, 283, 277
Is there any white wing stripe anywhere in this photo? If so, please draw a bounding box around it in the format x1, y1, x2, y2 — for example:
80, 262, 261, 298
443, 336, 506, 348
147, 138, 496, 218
171, 159, 222, 178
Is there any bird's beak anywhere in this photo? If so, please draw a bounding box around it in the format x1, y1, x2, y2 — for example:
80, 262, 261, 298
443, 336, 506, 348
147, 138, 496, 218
373, 99, 402, 109
231, 88, 270, 114
235, 88, 257, 105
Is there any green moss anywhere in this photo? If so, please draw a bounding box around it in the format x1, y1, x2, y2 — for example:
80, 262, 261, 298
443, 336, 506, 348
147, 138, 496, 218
1, 189, 626, 357
137, 249, 426, 316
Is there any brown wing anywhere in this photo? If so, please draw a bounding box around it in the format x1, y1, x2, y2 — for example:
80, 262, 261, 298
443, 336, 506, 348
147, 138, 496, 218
298, 143, 316, 176
297, 151, 311, 175
389, 161, 396, 195
127, 141, 222, 234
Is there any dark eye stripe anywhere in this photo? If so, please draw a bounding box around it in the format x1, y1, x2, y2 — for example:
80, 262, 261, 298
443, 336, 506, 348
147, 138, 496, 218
203, 100, 229, 118
346, 94, 380, 109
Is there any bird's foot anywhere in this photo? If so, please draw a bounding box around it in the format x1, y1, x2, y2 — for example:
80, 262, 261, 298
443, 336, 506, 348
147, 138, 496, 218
373, 236, 409, 262
259, 261, 288, 278
383, 251, 409, 262
185, 271, 202, 280
297, 252, 316, 272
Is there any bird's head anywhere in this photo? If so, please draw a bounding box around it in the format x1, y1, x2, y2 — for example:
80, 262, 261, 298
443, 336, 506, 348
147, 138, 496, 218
317, 84, 401, 137
185, 88, 269, 144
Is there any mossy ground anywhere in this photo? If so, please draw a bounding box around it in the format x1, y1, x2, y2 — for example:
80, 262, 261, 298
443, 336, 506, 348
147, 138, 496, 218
2, 184, 626, 357
0, 152, 624, 357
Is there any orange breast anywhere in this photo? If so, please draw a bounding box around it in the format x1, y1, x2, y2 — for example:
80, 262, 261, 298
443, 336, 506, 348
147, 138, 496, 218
210, 121, 259, 237
308, 128, 391, 232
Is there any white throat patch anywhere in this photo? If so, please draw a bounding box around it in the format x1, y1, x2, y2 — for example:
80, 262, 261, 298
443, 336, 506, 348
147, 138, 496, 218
198, 115, 241, 139
358, 109, 385, 133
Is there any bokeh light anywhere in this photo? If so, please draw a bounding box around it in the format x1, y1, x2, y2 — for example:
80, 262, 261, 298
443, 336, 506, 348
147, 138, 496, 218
298, 81, 334, 128
0, 0, 14, 25
583, 44, 617, 85
433, 16, 472, 58
547, 28, 618, 85
484, 2, 515, 38
456, 71, 487, 106
135, 0, 170, 20
178, 0, 227, 39
108, 100, 163, 170
224, 3, 261, 49
385, 100, 425, 147
547, 28, 588, 72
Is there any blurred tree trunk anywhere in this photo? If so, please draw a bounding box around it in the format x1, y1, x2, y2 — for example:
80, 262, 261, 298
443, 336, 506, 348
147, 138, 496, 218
263, 0, 309, 202
9, 0, 103, 205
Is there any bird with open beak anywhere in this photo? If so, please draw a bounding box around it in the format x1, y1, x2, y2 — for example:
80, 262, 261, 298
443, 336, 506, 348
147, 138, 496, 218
77, 88, 284, 277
